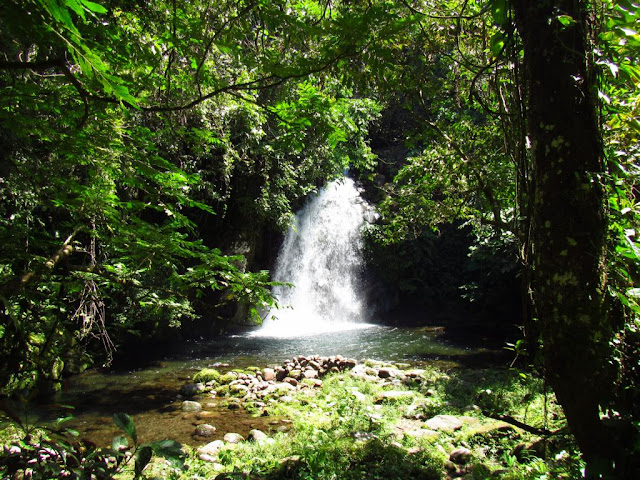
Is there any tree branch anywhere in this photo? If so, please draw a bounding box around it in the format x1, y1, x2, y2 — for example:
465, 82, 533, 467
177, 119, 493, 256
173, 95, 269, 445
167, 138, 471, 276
20, 227, 80, 286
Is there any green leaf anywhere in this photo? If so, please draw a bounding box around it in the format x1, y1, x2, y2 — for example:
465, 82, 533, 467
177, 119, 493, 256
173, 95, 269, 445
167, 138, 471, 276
490, 31, 506, 57
490, 0, 508, 25
113, 413, 137, 444
112, 435, 129, 451
556, 15, 577, 27
150, 439, 184, 468
135, 446, 153, 478
79, 0, 107, 14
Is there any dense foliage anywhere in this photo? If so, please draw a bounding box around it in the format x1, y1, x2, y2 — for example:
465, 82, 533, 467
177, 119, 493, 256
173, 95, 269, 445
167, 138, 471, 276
1, 0, 639, 477
0, 0, 380, 394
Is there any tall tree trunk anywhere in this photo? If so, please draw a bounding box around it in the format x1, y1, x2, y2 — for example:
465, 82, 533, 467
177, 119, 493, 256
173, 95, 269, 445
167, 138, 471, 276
511, 1, 616, 477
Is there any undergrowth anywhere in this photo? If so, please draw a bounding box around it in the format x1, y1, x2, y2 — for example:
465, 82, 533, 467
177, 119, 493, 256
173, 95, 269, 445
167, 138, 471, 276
2, 365, 585, 479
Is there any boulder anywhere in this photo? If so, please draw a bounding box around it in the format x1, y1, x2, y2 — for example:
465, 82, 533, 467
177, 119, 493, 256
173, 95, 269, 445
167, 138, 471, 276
424, 415, 464, 432
219, 372, 238, 384
180, 382, 206, 397
247, 429, 268, 443
283, 377, 298, 387
344, 358, 358, 368
181, 400, 202, 412
223, 432, 245, 443
195, 424, 217, 437
262, 368, 276, 381
378, 368, 397, 379
193, 368, 221, 383
303, 369, 318, 379
198, 440, 225, 456
450, 447, 472, 464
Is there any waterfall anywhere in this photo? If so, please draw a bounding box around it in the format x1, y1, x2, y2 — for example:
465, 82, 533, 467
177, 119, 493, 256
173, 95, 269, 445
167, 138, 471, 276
253, 177, 377, 337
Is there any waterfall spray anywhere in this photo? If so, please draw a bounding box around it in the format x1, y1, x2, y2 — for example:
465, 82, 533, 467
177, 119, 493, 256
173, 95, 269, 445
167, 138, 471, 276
253, 177, 376, 337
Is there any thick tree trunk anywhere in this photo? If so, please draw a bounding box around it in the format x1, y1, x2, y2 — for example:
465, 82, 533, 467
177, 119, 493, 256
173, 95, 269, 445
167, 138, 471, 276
511, 1, 616, 477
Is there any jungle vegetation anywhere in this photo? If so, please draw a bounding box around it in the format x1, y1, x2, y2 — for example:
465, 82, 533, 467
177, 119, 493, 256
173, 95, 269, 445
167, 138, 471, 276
0, 0, 639, 478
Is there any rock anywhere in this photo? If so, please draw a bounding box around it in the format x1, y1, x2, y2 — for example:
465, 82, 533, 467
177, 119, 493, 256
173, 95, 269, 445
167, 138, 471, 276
182, 400, 202, 412
263, 368, 276, 381
230, 384, 250, 396
444, 460, 458, 472
347, 387, 367, 402
223, 432, 244, 443
309, 360, 321, 370
199, 440, 225, 456
450, 447, 472, 464
199, 453, 217, 463
195, 424, 217, 437
424, 414, 464, 432
180, 383, 205, 397
193, 368, 221, 383
248, 429, 268, 443
276, 368, 288, 381
514, 438, 548, 461
196, 411, 216, 420
345, 358, 358, 368
283, 377, 298, 387
374, 391, 414, 403
219, 372, 238, 384
303, 369, 318, 379
378, 368, 397, 379
405, 429, 439, 440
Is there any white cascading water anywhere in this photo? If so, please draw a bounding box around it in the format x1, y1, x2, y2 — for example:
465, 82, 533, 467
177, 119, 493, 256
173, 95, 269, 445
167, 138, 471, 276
253, 177, 377, 337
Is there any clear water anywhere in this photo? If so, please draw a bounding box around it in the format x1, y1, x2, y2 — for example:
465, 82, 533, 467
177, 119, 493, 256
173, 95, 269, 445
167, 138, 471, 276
43, 325, 474, 447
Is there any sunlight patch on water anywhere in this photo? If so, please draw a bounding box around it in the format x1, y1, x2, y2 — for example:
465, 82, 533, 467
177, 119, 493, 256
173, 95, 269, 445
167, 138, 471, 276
249, 312, 377, 338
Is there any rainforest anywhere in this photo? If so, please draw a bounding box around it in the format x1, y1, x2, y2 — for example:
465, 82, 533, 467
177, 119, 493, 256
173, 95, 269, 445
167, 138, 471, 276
1, 1, 639, 479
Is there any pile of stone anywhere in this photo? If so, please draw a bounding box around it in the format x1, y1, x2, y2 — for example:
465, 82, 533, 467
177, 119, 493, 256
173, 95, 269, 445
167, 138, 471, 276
179, 355, 361, 406
178, 356, 442, 418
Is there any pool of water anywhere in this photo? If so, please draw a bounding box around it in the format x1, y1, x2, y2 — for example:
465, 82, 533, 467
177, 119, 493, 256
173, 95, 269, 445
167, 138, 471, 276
43, 325, 489, 447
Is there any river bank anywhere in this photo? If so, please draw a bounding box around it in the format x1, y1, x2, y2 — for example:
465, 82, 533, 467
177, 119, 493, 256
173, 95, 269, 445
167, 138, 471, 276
127, 356, 582, 479
1, 353, 582, 480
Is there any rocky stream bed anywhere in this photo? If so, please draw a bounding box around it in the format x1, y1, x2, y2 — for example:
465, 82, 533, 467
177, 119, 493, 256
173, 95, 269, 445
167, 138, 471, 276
170, 355, 563, 480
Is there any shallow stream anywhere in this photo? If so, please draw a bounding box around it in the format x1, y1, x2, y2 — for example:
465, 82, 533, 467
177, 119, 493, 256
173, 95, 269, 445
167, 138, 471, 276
49, 324, 491, 447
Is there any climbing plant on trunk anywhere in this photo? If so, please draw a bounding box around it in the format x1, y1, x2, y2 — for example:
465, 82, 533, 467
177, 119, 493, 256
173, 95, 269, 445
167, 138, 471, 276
511, 0, 636, 477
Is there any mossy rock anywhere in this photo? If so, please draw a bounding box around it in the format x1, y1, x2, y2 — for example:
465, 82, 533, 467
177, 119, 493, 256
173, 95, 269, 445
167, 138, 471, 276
219, 372, 239, 384
193, 368, 221, 383
216, 384, 231, 396
230, 384, 250, 397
